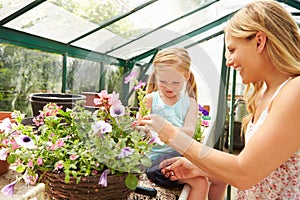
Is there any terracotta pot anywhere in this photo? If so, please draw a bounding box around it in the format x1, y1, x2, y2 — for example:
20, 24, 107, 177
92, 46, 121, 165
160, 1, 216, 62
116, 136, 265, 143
0, 111, 15, 123
81, 92, 98, 106
0, 159, 10, 175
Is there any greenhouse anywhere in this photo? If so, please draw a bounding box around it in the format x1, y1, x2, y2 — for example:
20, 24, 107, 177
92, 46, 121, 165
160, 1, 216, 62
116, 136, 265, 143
0, 0, 299, 199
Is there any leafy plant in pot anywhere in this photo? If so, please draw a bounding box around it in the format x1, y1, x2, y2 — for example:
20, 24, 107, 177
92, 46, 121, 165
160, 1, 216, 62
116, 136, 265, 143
0, 71, 153, 199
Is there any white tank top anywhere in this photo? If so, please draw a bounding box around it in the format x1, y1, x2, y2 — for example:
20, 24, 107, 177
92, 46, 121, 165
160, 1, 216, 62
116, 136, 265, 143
237, 77, 300, 199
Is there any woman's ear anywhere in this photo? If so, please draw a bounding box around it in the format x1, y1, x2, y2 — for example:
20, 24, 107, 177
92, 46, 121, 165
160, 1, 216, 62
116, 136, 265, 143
255, 31, 267, 53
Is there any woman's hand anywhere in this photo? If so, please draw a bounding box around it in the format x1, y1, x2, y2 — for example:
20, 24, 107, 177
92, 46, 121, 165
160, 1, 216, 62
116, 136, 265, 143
159, 157, 204, 181
139, 114, 177, 143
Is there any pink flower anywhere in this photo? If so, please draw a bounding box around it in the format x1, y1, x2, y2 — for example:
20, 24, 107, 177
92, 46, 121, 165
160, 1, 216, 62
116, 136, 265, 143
133, 81, 146, 91
44, 103, 62, 116
27, 160, 34, 168
69, 155, 78, 160
37, 157, 43, 166
91, 170, 98, 175
23, 173, 38, 185
54, 161, 64, 171
32, 112, 44, 126
202, 120, 210, 127
109, 91, 122, 106
56, 139, 64, 148
124, 71, 138, 84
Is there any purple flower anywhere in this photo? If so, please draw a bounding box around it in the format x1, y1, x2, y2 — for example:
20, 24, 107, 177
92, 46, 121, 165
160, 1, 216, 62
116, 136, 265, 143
92, 121, 112, 137
119, 147, 133, 158
98, 169, 110, 187
198, 104, 209, 116
133, 81, 146, 91
110, 104, 125, 117
147, 131, 164, 145
1, 180, 18, 197
14, 135, 35, 149
124, 71, 138, 84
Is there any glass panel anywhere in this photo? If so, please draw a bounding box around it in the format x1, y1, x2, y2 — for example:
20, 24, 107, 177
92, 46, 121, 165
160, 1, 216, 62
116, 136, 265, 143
107, 0, 250, 59
4, 0, 152, 44
4, 1, 97, 43
0, 43, 62, 115
0, 0, 34, 21
67, 58, 102, 93
73, 0, 202, 56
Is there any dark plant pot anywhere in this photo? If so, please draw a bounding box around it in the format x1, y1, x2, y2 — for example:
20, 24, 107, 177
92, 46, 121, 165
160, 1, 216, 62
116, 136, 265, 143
29, 93, 86, 117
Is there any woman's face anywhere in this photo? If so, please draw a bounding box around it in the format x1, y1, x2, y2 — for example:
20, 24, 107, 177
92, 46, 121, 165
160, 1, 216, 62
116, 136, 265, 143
225, 34, 262, 84
155, 67, 187, 98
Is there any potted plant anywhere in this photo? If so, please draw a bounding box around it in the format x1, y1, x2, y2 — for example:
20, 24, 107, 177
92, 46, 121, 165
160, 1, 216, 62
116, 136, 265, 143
0, 71, 153, 199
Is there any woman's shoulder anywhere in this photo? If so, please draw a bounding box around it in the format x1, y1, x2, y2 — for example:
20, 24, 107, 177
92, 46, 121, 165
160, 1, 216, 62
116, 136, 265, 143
283, 76, 300, 93
274, 76, 300, 107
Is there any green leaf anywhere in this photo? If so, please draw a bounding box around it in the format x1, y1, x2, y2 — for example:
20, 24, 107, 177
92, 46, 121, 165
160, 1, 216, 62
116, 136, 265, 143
7, 153, 16, 164
140, 157, 152, 167
15, 164, 26, 173
125, 173, 138, 190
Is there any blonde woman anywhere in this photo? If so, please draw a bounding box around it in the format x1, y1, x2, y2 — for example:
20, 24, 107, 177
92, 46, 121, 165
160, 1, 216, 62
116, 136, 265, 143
141, 1, 300, 199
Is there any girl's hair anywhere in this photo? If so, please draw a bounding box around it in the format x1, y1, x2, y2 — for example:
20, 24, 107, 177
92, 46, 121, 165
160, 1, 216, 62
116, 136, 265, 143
146, 47, 198, 99
224, 0, 300, 133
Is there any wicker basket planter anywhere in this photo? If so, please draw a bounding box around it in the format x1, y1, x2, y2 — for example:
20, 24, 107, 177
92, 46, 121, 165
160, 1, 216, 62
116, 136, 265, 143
41, 172, 130, 200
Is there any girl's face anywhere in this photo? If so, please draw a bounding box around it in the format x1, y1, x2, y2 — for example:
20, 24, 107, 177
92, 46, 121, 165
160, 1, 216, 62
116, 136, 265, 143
155, 67, 187, 98
225, 34, 262, 84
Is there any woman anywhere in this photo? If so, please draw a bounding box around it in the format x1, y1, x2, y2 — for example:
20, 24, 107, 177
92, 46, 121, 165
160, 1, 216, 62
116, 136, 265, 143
140, 0, 300, 199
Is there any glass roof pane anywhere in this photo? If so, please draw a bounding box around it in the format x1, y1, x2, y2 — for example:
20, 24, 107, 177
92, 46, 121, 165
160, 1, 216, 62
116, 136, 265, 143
72, 0, 201, 56
3, 0, 151, 43
4, 1, 97, 43
0, 0, 34, 21
105, 0, 251, 59
107, 0, 299, 60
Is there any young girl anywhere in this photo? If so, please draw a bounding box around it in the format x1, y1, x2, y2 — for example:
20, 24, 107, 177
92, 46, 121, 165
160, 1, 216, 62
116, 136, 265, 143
144, 47, 225, 200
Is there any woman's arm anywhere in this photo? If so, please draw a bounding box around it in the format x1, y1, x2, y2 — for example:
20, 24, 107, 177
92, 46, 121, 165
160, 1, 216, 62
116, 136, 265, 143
145, 77, 300, 189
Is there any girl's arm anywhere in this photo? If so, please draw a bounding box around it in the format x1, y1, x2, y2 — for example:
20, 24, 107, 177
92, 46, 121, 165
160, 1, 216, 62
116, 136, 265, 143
144, 93, 153, 111
157, 77, 300, 189
179, 97, 198, 137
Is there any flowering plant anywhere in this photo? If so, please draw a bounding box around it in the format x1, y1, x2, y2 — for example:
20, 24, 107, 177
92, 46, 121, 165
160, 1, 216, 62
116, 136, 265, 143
193, 104, 210, 142
0, 71, 153, 197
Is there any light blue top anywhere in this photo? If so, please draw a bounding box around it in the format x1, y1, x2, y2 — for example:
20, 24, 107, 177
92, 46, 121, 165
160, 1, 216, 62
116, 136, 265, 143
148, 91, 190, 160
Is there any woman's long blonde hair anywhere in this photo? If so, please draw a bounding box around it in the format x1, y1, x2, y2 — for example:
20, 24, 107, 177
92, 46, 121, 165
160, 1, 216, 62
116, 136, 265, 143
224, 0, 300, 133
146, 47, 198, 99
